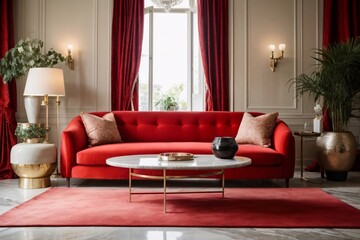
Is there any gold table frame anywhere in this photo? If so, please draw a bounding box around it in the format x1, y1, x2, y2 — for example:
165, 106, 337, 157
128, 168, 225, 213
294, 131, 324, 182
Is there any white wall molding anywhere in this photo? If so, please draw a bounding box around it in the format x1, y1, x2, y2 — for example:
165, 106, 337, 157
96, 0, 113, 111
246, 0, 298, 112
229, 0, 234, 111
93, 0, 99, 111
39, 0, 45, 46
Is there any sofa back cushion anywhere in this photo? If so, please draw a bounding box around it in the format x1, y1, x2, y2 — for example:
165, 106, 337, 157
80, 112, 122, 146
85, 111, 264, 142
235, 112, 279, 147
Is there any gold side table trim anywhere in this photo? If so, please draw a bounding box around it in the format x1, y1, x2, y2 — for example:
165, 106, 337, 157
11, 163, 56, 189
294, 131, 324, 182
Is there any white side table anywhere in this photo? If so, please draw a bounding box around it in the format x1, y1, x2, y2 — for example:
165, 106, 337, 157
10, 143, 57, 189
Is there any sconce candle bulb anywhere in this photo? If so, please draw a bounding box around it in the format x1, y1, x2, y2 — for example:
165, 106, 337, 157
269, 44, 275, 58
67, 44, 73, 55
269, 44, 275, 51
279, 43, 286, 51
269, 43, 285, 72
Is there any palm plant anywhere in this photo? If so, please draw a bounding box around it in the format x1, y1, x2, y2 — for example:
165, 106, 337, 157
292, 38, 360, 132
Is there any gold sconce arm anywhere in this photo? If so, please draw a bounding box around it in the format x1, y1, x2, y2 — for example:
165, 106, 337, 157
65, 45, 74, 70
270, 51, 284, 72
269, 44, 286, 72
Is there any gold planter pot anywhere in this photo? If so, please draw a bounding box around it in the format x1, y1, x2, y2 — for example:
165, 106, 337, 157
316, 131, 357, 181
16, 123, 45, 143
25, 138, 44, 143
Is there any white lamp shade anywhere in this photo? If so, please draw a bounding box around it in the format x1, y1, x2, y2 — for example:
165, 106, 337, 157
24, 68, 65, 96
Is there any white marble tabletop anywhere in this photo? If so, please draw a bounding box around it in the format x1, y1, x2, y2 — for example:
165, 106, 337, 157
106, 154, 251, 170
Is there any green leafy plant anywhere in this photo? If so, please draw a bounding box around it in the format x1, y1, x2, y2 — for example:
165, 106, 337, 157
154, 84, 184, 111
290, 38, 360, 132
155, 96, 179, 111
15, 123, 48, 140
0, 38, 65, 83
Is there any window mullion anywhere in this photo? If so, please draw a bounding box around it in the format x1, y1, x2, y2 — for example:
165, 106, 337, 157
187, 11, 193, 110
149, 8, 154, 111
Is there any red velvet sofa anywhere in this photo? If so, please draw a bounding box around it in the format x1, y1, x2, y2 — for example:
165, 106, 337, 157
61, 111, 295, 187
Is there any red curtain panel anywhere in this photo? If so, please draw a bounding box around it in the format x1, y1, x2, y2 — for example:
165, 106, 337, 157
111, 0, 144, 111
197, 0, 229, 111
323, 0, 360, 47
0, 0, 17, 179
322, 0, 360, 131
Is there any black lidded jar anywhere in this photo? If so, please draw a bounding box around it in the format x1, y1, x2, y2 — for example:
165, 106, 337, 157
211, 137, 238, 159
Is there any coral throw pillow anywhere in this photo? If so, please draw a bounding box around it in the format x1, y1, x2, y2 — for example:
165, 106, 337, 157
80, 112, 122, 146
235, 112, 279, 147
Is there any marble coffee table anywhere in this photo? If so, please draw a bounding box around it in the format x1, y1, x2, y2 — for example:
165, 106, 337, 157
106, 154, 251, 212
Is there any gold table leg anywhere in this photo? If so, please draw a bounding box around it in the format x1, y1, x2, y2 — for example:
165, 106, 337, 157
221, 169, 225, 198
163, 169, 167, 213
298, 134, 324, 183
128, 169, 225, 213
300, 135, 305, 180
129, 168, 132, 202
300, 136, 312, 181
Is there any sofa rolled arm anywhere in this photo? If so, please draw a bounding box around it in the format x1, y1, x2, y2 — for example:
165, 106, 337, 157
272, 120, 295, 178
60, 116, 88, 178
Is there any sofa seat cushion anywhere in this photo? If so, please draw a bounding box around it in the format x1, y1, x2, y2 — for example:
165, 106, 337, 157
77, 142, 283, 167
237, 144, 283, 166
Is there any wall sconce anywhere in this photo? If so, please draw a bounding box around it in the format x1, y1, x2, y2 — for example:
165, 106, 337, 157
65, 44, 74, 70
269, 43, 286, 72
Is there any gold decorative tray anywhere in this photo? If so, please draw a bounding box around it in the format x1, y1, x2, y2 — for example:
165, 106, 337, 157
158, 152, 194, 161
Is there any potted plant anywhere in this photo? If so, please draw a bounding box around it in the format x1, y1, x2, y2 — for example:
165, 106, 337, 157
291, 38, 360, 181
15, 123, 48, 143
0, 38, 65, 124
155, 96, 179, 111
0, 38, 64, 83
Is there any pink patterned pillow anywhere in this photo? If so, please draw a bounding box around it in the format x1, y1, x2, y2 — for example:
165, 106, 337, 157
235, 112, 279, 147
80, 112, 122, 146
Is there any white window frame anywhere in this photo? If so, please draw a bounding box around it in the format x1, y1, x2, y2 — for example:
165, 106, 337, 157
140, 6, 204, 111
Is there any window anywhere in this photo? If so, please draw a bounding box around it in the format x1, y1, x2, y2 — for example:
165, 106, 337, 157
138, 0, 204, 111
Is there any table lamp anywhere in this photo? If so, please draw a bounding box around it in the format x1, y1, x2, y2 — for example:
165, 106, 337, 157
24, 67, 65, 141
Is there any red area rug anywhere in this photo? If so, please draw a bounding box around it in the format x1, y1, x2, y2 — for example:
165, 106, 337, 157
1, 188, 360, 228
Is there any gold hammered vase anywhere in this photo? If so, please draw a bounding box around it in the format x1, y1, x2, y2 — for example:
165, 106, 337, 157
316, 131, 357, 181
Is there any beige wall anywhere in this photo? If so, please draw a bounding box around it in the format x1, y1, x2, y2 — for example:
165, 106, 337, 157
232, 0, 320, 119
13, 0, 113, 146
231, 0, 324, 164
12, 0, 358, 166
